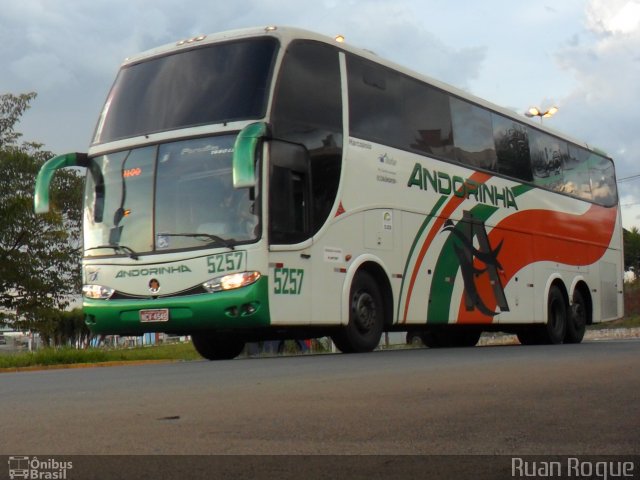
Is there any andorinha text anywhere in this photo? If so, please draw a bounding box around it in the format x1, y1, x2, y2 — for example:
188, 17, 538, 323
407, 162, 519, 210
116, 265, 192, 278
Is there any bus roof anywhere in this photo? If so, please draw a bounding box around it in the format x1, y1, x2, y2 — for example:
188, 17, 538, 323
120, 26, 607, 157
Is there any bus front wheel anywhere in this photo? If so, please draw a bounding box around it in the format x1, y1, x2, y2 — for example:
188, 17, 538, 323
332, 272, 384, 353
191, 332, 245, 360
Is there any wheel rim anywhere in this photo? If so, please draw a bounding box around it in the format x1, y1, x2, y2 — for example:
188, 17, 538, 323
572, 300, 586, 328
352, 290, 377, 334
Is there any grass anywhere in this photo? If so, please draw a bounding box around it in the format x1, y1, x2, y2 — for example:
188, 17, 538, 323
588, 315, 640, 329
0, 342, 200, 370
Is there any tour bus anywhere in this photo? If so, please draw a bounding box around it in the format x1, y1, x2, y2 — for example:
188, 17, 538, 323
34, 26, 623, 360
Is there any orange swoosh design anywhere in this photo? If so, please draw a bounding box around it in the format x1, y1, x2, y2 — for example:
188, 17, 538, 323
457, 203, 618, 323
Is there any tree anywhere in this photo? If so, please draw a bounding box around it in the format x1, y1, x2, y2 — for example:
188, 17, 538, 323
0, 92, 37, 149
0, 92, 84, 334
623, 227, 640, 272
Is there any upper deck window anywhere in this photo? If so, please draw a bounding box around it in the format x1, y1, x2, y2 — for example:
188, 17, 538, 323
94, 37, 278, 144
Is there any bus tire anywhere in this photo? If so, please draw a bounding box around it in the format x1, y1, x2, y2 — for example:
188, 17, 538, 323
427, 327, 481, 348
565, 289, 587, 344
421, 330, 442, 348
191, 332, 245, 360
517, 329, 542, 345
332, 271, 384, 353
449, 328, 482, 347
543, 285, 567, 344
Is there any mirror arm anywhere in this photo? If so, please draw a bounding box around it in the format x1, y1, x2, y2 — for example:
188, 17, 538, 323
232, 122, 268, 189
34, 152, 88, 214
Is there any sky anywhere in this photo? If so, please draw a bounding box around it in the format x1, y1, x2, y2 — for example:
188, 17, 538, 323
1, 0, 639, 229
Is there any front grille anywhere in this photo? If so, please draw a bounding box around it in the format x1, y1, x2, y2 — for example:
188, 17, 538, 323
109, 284, 208, 300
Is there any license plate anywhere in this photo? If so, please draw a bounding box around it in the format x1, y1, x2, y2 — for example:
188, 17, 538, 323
139, 308, 169, 323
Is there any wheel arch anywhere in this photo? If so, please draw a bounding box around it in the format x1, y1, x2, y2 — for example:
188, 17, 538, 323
342, 255, 394, 329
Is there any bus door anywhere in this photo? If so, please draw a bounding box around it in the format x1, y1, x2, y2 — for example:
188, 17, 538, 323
267, 141, 313, 324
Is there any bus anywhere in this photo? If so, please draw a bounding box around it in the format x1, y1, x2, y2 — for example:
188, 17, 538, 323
34, 26, 623, 359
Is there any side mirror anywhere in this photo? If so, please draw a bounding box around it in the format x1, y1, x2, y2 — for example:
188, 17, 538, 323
34, 152, 88, 214
232, 122, 268, 189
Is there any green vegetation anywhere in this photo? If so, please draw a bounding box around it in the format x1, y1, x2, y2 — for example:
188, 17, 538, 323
588, 316, 640, 329
1, 92, 84, 342
0, 342, 201, 370
624, 227, 640, 272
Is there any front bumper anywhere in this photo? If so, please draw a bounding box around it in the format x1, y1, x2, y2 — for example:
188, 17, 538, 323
84, 276, 270, 335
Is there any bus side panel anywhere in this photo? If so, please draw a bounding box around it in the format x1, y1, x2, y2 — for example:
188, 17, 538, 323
309, 213, 365, 326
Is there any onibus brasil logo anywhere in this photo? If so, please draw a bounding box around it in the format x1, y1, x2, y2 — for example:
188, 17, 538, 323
8, 456, 72, 479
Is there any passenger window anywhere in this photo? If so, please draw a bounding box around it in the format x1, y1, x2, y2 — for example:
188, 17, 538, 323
589, 154, 617, 206
403, 77, 454, 159
529, 129, 567, 193
563, 146, 592, 200
492, 114, 532, 181
348, 56, 404, 147
348, 55, 455, 160
450, 97, 497, 171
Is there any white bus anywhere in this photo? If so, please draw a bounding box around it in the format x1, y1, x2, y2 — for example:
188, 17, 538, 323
35, 26, 623, 359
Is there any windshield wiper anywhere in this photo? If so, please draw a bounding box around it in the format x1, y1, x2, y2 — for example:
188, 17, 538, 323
162, 233, 236, 250
85, 244, 140, 260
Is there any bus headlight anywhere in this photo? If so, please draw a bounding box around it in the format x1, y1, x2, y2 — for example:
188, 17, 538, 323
82, 284, 115, 299
202, 271, 261, 293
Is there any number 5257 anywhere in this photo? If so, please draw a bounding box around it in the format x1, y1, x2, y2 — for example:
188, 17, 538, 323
273, 268, 304, 295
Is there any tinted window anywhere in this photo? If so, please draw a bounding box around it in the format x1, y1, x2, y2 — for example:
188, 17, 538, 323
492, 114, 532, 181
348, 56, 454, 159
403, 77, 454, 158
348, 57, 404, 147
94, 38, 278, 143
271, 40, 343, 239
529, 129, 567, 193
346, 54, 617, 207
450, 97, 497, 170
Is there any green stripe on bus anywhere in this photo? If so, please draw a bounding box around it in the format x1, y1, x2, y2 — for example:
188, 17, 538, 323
427, 204, 497, 324
396, 195, 448, 321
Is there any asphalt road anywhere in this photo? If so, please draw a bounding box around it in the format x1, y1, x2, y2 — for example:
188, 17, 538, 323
1, 340, 638, 464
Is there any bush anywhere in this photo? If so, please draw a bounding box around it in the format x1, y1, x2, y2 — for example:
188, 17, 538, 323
624, 279, 640, 318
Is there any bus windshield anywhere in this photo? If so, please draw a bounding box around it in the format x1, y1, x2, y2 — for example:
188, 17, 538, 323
83, 135, 260, 256
93, 37, 278, 144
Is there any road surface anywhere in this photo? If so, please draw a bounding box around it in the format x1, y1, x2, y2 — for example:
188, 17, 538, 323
1, 340, 638, 479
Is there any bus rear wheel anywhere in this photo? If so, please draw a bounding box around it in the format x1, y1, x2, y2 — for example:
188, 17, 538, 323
191, 332, 245, 360
332, 272, 384, 353
565, 289, 587, 344
544, 285, 567, 344
517, 285, 567, 345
